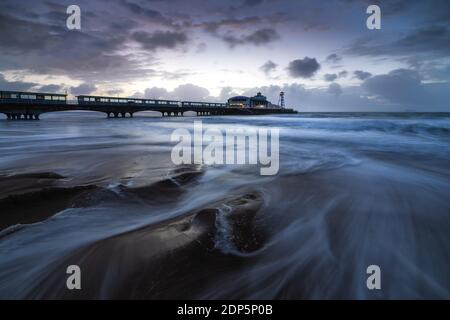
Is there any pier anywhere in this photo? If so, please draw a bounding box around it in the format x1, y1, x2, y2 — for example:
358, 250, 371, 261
0, 91, 297, 120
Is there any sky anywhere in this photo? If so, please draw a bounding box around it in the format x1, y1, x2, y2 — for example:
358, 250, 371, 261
0, 0, 449, 111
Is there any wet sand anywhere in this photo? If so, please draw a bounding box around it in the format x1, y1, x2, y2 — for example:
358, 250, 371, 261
2, 169, 265, 299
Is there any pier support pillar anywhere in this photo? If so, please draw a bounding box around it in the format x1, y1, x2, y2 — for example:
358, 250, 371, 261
114, 112, 119, 118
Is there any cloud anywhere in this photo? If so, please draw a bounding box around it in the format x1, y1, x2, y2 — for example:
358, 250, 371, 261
240, 83, 367, 111
171, 84, 210, 101
132, 31, 188, 51
198, 17, 262, 35
218, 87, 240, 102
38, 84, 64, 93
121, 1, 174, 27
0, 10, 153, 83
325, 53, 342, 64
222, 28, 280, 48
143, 84, 211, 101
242, 0, 264, 6
141, 73, 449, 111
287, 57, 321, 78
360, 68, 450, 110
345, 25, 450, 59
338, 70, 348, 78
324, 73, 338, 82
106, 89, 124, 96
328, 83, 343, 96
197, 16, 282, 48
70, 83, 97, 95
339, 0, 420, 16
354, 70, 372, 80
0, 73, 36, 91
362, 69, 424, 104
260, 60, 277, 75
245, 28, 280, 45
144, 87, 169, 99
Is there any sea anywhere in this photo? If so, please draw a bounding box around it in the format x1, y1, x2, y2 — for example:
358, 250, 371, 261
0, 111, 449, 299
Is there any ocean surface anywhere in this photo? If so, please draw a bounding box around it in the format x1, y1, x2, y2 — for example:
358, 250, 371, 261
0, 111, 449, 299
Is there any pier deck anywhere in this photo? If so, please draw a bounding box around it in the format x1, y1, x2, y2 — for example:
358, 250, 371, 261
0, 91, 298, 120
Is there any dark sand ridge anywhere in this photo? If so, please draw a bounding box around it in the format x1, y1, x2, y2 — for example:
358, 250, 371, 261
0, 172, 94, 230
20, 191, 264, 299
0, 167, 203, 231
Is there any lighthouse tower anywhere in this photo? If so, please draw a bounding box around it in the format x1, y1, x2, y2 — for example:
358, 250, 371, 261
278, 91, 285, 108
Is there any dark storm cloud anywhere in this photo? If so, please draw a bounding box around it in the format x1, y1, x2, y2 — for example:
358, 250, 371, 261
196, 13, 286, 48
287, 57, 321, 79
70, 83, 97, 95
260, 60, 278, 75
324, 73, 338, 82
0, 74, 37, 91
245, 28, 280, 45
325, 54, 342, 64
0, 9, 151, 82
198, 16, 262, 35
359, 68, 450, 107
0, 0, 193, 83
354, 70, 372, 80
221, 28, 280, 48
345, 26, 450, 59
362, 69, 427, 105
121, 1, 174, 27
338, 70, 348, 78
132, 31, 188, 51
0, 13, 59, 54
